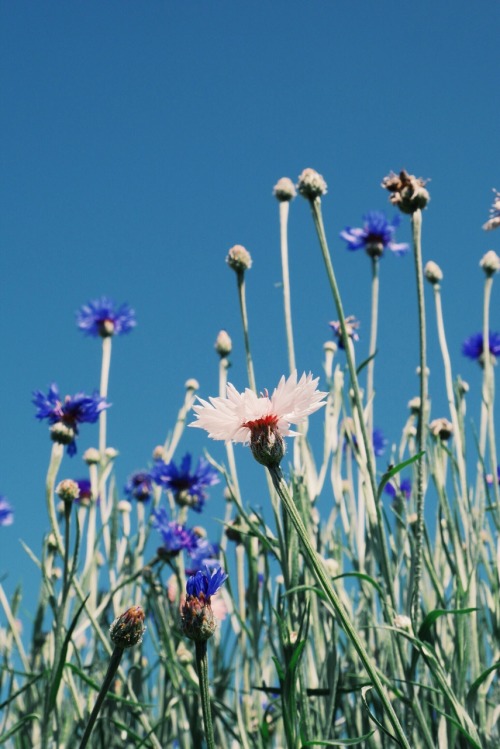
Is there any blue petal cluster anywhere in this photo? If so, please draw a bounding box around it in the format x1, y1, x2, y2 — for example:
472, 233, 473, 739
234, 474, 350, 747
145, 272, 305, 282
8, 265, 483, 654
462, 332, 500, 361
0, 496, 14, 526
33, 384, 110, 456
152, 508, 199, 555
76, 297, 136, 338
385, 477, 412, 500
151, 454, 220, 512
341, 211, 409, 257
486, 467, 500, 486
124, 470, 154, 502
75, 479, 93, 504
186, 566, 228, 600
349, 427, 387, 457
185, 537, 220, 576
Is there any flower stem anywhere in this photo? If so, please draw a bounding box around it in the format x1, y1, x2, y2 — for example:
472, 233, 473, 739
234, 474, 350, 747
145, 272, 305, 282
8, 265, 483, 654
279, 200, 296, 374
195, 640, 216, 749
410, 209, 427, 630
268, 464, 411, 749
480, 275, 500, 524
99, 336, 112, 457
236, 271, 257, 393
367, 257, 379, 439
78, 646, 124, 749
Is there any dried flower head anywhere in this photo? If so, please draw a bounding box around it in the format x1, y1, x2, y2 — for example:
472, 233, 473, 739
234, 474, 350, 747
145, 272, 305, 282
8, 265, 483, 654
226, 245, 252, 273
381, 169, 430, 214
273, 177, 296, 202
480, 250, 500, 276
109, 605, 146, 649
429, 417, 453, 440
482, 189, 500, 231
424, 261, 443, 284
297, 168, 327, 200
214, 329, 232, 357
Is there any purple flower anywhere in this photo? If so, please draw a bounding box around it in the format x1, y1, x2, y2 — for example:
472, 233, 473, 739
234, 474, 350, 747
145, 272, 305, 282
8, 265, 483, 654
186, 566, 228, 601
329, 315, 360, 349
385, 478, 412, 500
349, 427, 387, 457
462, 332, 500, 362
76, 297, 136, 338
33, 384, 110, 456
0, 496, 14, 527
341, 212, 409, 258
151, 454, 220, 512
152, 507, 199, 556
124, 470, 154, 502
74, 479, 94, 505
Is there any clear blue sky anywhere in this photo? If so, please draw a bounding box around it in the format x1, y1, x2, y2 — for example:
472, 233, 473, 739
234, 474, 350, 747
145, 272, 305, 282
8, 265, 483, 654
1, 1, 499, 604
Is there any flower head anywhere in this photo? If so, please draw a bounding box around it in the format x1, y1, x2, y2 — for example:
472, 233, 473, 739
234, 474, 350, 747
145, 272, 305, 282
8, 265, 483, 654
273, 177, 296, 202
190, 372, 327, 468
214, 330, 232, 357
480, 250, 500, 276
0, 496, 14, 527
74, 479, 93, 506
226, 245, 252, 273
186, 536, 220, 575
56, 479, 80, 503
340, 211, 409, 258
297, 168, 327, 200
109, 605, 146, 649
329, 316, 360, 349
180, 566, 228, 642
76, 297, 136, 338
483, 189, 500, 231
151, 454, 219, 512
385, 478, 412, 500
347, 424, 387, 457
381, 170, 430, 214
462, 332, 500, 364
33, 384, 110, 456
124, 470, 154, 503
152, 507, 199, 558
424, 261, 443, 285
429, 417, 453, 440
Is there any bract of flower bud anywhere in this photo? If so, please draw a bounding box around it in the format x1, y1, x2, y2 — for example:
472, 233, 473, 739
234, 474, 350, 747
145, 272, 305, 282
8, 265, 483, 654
381, 170, 430, 214
226, 244, 252, 273
56, 479, 80, 503
249, 423, 285, 468
185, 378, 200, 391
273, 177, 296, 202
429, 417, 453, 440
117, 500, 132, 513
297, 168, 327, 200
180, 595, 217, 642
456, 376, 469, 395
424, 261, 443, 284
480, 250, 500, 276
50, 422, 76, 447
83, 447, 100, 465
105, 447, 119, 460
214, 329, 232, 357
152, 444, 166, 461
109, 605, 146, 649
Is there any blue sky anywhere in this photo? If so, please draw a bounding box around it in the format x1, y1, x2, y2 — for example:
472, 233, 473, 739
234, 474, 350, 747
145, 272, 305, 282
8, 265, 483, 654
1, 1, 499, 605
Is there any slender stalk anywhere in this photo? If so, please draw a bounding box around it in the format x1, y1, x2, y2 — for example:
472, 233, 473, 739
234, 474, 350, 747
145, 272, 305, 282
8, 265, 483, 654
268, 464, 411, 749
99, 336, 112, 456
195, 640, 216, 749
410, 209, 427, 630
367, 256, 379, 439
279, 200, 296, 374
236, 271, 257, 393
481, 275, 500, 523
78, 646, 124, 749
163, 382, 199, 462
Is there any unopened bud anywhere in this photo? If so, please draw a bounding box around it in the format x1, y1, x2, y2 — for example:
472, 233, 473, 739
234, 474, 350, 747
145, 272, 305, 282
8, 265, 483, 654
56, 479, 80, 503
109, 605, 146, 649
297, 168, 327, 200
424, 261, 443, 284
480, 250, 500, 276
226, 245, 252, 273
214, 330, 232, 357
273, 177, 296, 202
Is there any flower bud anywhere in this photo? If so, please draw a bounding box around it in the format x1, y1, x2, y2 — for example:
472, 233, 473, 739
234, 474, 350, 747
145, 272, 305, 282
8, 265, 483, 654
429, 417, 453, 440
226, 245, 252, 273
50, 422, 76, 447
185, 378, 200, 391
381, 169, 430, 214
105, 447, 119, 460
482, 189, 500, 231
152, 444, 166, 461
273, 177, 296, 202
480, 250, 500, 276
56, 479, 80, 503
297, 168, 327, 200
249, 423, 285, 468
393, 614, 412, 632
83, 447, 100, 465
424, 260, 443, 284
214, 329, 232, 357
109, 605, 146, 649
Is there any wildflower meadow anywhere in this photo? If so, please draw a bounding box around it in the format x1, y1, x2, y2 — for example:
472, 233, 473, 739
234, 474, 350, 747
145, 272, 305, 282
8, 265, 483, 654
1, 164, 499, 749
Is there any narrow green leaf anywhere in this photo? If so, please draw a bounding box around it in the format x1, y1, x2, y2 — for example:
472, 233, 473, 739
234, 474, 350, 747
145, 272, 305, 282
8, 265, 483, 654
288, 640, 306, 673
0, 713, 40, 743
418, 607, 478, 643
466, 660, 500, 709
431, 704, 482, 749
47, 594, 89, 712
377, 452, 425, 499
301, 730, 375, 747
272, 656, 285, 681
360, 686, 399, 746
356, 350, 377, 376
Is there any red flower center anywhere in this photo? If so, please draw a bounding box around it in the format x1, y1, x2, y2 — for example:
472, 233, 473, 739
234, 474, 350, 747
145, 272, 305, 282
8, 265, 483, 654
243, 414, 279, 433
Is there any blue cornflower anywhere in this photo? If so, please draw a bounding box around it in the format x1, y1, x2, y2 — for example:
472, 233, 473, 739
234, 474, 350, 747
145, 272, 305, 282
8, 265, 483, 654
462, 332, 500, 363
186, 537, 220, 576
329, 315, 360, 349
151, 454, 220, 512
186, 566, 228, 601
33, 383, 110, 456
152, 507, 199, 557
385, 477, 412, 500
341, 211, 409, 258
76, 296, 136, 338
74, 479, 94, 505
0, 496, 14, 526
349, 426, 388, 457
124, 470, 154, 502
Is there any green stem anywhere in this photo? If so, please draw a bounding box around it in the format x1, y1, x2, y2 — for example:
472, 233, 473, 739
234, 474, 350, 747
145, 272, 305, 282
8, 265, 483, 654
481, 275, 500, 524
279, 200, 296, 374
367, 256, 379, 439
78, 646, 124, 749
99, 336, 112, 457
195, 640, 216, 749
410, 209, 427, 630
236, 271, 257, 393
268, 464, 411, 749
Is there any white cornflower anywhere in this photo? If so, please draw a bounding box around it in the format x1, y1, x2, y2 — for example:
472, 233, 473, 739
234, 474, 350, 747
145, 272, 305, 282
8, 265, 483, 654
190, 372, 327, 466
483, 189, 500, 231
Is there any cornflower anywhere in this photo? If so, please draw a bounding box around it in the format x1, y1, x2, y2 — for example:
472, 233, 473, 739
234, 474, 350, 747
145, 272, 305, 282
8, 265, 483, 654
340, 211, 409, 258
385, 478, 412, 500
124, 470, 154, 503
0, 496, 14, 526
462, 331, 500, 364
76, 296, 136, 338
33, 384, 110, 456
181, 566, 228, 642
151, 454, 219, 512
329, 316, 360, 349
151, 508, 199, 558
